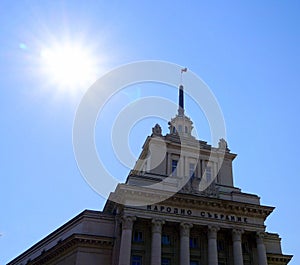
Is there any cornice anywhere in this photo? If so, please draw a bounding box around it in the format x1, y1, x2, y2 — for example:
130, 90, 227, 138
7, 210, 114, 265
267, 253, 293, 264
167, 194, 274, 219
109, 184, 274, 220
25, 234, 114, 265
139, 133, 237, 161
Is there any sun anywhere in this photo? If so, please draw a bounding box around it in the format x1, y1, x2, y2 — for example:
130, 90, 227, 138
40, 42, 99, 95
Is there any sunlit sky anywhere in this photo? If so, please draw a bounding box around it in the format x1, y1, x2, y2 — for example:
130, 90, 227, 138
1, 1, 300, 264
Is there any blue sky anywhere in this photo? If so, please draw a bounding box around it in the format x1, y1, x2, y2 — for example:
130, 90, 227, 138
1, 1, 299, 264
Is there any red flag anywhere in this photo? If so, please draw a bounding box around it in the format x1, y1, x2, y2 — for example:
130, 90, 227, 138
181, 67, 187, 73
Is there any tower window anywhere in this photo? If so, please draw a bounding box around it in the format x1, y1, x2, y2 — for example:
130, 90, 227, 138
172, 127, 176, 133
185, 126, 188, 133
178, 125, 182, 132
205, 166, 212, 183
171, 160, 178, 176
189, 163, 196, 178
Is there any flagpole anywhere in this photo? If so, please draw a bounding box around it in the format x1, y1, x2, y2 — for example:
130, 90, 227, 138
180, 67, 187, 85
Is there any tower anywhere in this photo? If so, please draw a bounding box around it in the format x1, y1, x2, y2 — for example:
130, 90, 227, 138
7, 78, 292, 265
103, 82, 292, 265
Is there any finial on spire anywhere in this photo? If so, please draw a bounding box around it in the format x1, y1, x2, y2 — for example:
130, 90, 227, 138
179, 68, 187, 116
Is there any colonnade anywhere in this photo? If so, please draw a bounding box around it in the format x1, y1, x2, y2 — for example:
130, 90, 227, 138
118, 216, 268, 265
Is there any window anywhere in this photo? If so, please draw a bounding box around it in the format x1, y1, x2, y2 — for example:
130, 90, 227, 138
162, 258, 171, 265
132, 255, 142, 265
242, 241, 250, 253
178, 125, 182, 132
133, 231, 143, 242
172, 127, 176, 133
217, 239, 225, 252
189, 163, 196, 178
190, 261, 199, 265
190, 237, 198, 248
185, 126, 188, 133
171, 160, 178, 176
205, 166, 212, 182
162, 234, 171, 245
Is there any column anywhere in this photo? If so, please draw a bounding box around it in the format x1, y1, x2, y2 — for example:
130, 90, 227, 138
256, 232, 268, 265
208, 226, 219, 265
232, 229, 244, 265
180, 222, 193, 265
118, 216, 136, 265
151, 219, 165, 265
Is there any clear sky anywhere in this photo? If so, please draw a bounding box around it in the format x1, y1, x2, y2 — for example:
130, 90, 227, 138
1, 1, 299, 264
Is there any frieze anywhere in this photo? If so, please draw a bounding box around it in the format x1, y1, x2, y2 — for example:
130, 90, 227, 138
146, 204, 249, 223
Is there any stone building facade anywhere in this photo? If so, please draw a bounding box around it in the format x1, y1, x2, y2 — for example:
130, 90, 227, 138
8, 85, 292, 265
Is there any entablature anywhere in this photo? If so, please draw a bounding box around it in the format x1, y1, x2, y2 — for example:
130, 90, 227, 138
106, 184, 274, 222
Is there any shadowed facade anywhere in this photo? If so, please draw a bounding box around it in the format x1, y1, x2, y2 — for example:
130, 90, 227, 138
8, 84, 292, 265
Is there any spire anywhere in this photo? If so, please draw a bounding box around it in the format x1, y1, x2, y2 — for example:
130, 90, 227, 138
168, 67, 193, 137
178, 67, 187, 116
178, 84, 184, 116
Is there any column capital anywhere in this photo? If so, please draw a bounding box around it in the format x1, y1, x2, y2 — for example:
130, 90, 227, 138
256, 231, 266, 244
208, 225, 220, 239
232, 228, 244, 242
119, 216, 136, 265
180, 222, 193, 237
121, 215, 136, 230
152, 218, 165, 234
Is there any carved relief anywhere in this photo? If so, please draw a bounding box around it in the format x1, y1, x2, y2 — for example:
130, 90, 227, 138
181, 178, 219, 198
201, 181, 219, 198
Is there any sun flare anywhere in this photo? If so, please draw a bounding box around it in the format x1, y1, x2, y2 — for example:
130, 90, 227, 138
40, 42, 98, 94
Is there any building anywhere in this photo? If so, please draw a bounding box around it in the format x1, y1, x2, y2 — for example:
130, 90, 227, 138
8, 84, 292, 265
